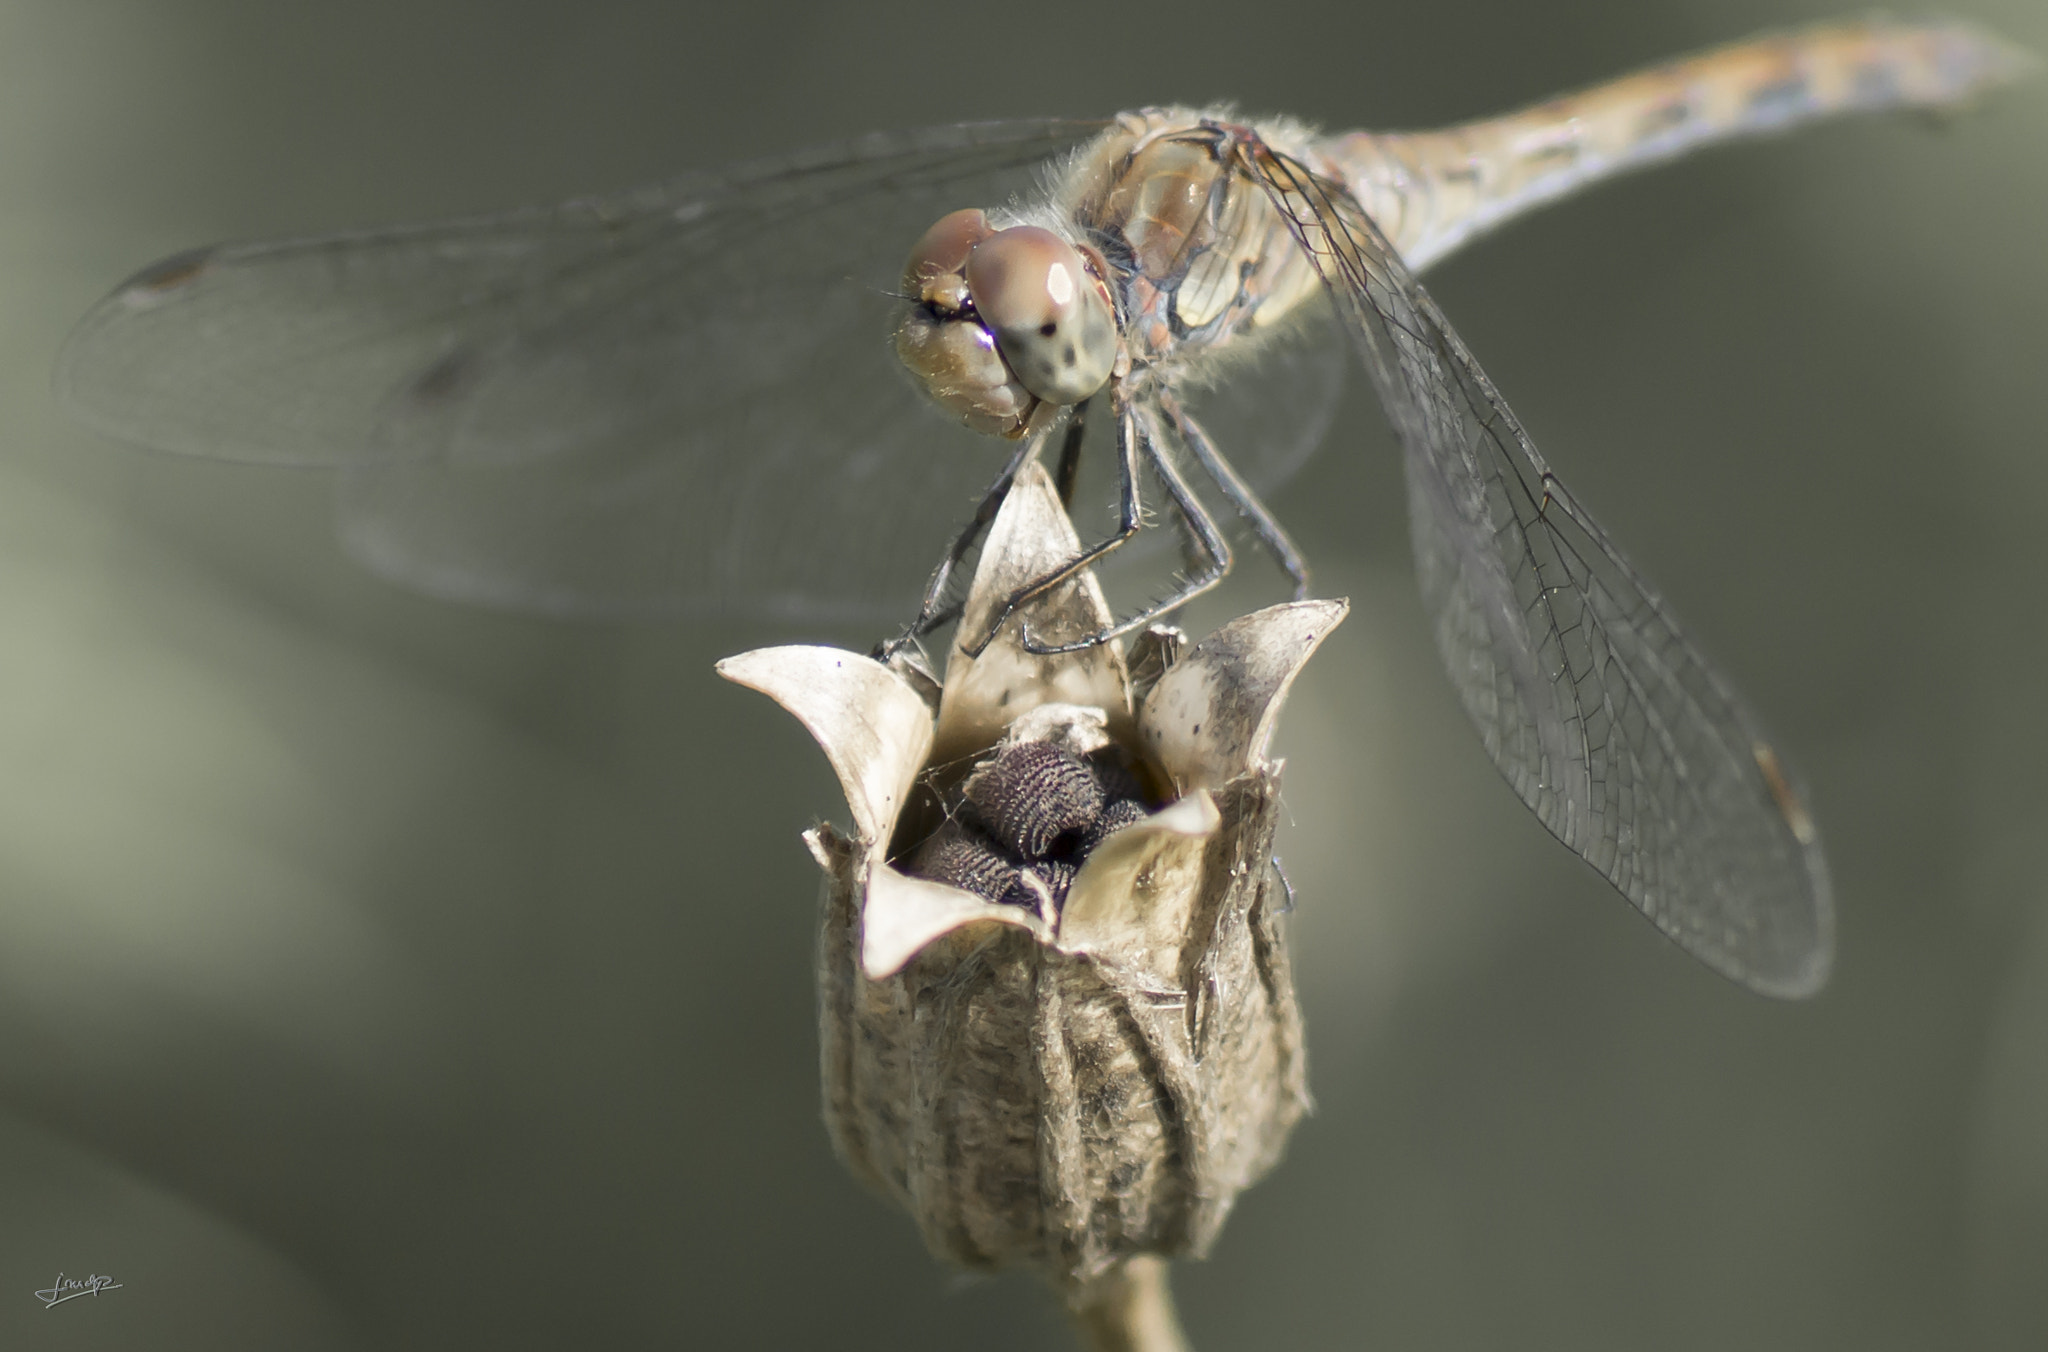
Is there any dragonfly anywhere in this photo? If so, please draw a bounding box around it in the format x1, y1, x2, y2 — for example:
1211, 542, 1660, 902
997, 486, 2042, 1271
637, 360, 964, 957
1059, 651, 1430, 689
57, 17, 2030, 998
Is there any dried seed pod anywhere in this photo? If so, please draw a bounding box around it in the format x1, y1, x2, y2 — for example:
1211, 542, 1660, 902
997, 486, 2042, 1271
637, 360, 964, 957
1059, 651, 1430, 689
810, 770, 1307, 1282
718, 463, 1346, 1290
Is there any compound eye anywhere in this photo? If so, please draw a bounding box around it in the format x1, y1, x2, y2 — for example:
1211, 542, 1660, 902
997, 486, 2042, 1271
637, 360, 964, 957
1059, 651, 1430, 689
964, 226, 1117, 406
902, 209, 994, 313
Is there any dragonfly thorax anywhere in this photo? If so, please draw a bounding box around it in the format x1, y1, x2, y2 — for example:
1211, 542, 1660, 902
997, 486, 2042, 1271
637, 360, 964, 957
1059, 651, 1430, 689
1075, 115, 1329, 369
894, 209, 1118, 439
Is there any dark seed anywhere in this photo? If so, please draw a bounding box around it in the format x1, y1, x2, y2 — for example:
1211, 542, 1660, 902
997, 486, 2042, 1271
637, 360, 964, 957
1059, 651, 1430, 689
965, 741, 1104, 860
1082, 798, 1150, 854
910, 826, 1022, 906
1088, 751, 1146, 805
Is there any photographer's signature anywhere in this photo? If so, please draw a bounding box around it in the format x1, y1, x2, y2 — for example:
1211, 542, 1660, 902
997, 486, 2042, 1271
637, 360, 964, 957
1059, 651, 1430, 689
34, 1272, 122, 1307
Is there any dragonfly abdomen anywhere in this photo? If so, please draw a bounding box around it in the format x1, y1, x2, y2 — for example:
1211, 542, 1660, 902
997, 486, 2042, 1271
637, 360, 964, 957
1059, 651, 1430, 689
1324, 16, 2031, 273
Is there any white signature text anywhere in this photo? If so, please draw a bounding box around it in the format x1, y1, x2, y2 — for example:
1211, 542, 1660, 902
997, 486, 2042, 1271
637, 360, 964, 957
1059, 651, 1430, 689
34, 1272, 122, 1307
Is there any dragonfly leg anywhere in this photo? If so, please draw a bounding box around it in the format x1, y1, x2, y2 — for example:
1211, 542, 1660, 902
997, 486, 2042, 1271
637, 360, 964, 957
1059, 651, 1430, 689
874, 429, 1042, 661
1052, 398, 1089, 507
1017, 402, 1234, 655
1160, 390, 1312, 601
961, 402, 1147, 658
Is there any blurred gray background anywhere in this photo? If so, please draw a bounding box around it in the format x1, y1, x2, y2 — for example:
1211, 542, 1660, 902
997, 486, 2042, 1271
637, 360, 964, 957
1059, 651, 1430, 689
3, 1, 2045, 1348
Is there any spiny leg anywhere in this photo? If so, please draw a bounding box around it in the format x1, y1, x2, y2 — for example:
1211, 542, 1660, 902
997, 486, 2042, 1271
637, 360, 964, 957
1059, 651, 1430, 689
1019, 401, 1234, 655
1159, 390, 1312, 601
961, 401, 1146, 659
874, 428, 1043, 661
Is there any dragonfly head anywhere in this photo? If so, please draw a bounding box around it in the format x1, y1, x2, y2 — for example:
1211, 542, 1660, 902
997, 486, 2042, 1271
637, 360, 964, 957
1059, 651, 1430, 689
895, 209, 1119, 438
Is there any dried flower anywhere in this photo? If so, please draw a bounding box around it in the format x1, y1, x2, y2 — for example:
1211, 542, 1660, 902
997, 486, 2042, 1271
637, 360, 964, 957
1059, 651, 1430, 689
717, 463, 1343, 1311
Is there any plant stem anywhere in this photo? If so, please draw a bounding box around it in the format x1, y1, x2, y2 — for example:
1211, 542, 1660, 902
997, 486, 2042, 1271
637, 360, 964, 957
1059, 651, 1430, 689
1065, 1256, 1191, 1352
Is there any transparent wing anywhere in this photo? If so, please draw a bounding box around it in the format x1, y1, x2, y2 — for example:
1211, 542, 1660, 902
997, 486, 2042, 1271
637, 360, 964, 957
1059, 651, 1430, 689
1182, 295, 1346, 499
1247, 144, 1832, 996
59, 121, 1113, 619
334, 271, 1345, 623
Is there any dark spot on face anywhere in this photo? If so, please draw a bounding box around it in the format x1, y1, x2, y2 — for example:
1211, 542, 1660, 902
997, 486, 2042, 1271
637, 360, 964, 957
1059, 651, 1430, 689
1039, 321, 1058, 337
1062, 345, 1076, 366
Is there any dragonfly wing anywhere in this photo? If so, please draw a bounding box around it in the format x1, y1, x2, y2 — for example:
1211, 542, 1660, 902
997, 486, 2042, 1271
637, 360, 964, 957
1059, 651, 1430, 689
1180, 294, 1347, 500
333, 337, 1010, 621
1247, 144, 1833, 996
59, 120, 1107, 617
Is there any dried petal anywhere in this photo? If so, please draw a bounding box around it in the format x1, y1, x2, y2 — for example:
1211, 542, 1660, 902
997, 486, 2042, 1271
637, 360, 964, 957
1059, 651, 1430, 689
855, 849, 1044, 979
717, 646, 931, 846
1057, 791, 1221, 971
1140, 600, 1348, 791
931, 466, 1130, 765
